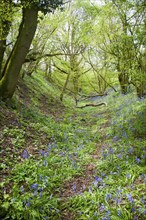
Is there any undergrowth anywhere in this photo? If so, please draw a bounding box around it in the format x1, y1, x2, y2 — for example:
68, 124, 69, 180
0, 75, 146, 220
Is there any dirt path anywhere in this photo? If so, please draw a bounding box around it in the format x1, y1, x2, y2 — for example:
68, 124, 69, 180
59, 111, 111, 220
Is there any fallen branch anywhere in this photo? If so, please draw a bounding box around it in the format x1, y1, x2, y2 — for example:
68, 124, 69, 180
76, 102, 107, 109
80, 94, 107, 101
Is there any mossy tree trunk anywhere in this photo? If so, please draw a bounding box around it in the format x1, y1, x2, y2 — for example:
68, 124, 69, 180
0, 0, 12, 80
118, 72, 129, 94
60, 72, 71, 101
0, 5, 38, 100
0, 39, 7, 80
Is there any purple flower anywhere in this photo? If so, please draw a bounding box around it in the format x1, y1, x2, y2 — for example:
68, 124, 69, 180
115, 197, 121, 205
93, 176, 102, 187
116, 189, 122, 195
95, 176, 102, 183
40, 150, 45, 157
72, 184, 76, 192
108, 147, 114, 154
132, 207, 135, 212
135, 157, 141, 164
22, 149, 29, 159
26, 202, 30, 207
31, 183, 38, 190
59, 152, 66, 156
128, 147, 134, 154
102, 183, 106, 188
40, 191, 43, 198
126, 174, 131, 178
106, 210, 111, 220
99, 203, 105, 212
117, 154, 122, 159
44, 160, 47, 166
127, 194, 134, 203
102, 150, 107, 159
105, 193, 112, 200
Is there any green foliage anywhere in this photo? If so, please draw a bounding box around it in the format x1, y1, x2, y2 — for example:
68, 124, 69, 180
1, 73, 146, 219
0, 0, 146, 218
0, 73, 99, 219
66, 137, 146, 219
105, 91, 146, 139
62, 92, 146, 220
1, 112, 97, 219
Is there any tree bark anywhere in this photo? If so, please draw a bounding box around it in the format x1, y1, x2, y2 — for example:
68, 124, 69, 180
60, 72, 70, 101
0, 5, 38, 100
0, 39, 6, 80
118, 72, 129, 94
0, 20, 11, 80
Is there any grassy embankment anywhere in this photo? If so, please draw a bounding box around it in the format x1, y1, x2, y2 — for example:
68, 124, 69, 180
0, 73, 146, 219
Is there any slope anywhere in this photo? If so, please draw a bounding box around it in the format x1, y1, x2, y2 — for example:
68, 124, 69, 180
0, 73, 146, 220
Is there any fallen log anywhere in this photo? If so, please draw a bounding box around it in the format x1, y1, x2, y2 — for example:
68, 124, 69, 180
76, 102, 107, 109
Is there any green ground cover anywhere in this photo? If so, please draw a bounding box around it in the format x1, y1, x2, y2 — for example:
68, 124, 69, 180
0, 74, 145, 220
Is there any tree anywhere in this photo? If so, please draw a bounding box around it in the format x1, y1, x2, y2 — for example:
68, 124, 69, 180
104, 0, 146, 96
47, 3, 89, 103
0, 0, 63, 100
88, 0, 145, 97
0, 0, 14, 80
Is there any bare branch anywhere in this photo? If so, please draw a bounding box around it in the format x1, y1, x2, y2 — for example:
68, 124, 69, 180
84, 53, 117, 92
53, 62, 69, 74
76, 102, 107, 109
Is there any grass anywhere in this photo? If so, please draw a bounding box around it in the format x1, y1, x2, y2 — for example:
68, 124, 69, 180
0, 73, 146, 219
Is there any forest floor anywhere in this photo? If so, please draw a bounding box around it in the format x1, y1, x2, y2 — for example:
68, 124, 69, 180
0, 74, 146, 220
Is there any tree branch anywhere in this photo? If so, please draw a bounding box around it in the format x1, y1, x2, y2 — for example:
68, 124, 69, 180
53, 62, 69, 74
24, 52, 81, 63
76, 102, 107, 109
86, 55, 117, 92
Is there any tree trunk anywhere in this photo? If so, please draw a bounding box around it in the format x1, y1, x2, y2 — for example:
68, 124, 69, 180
118, 72, 129, 94
0, 5, 38, 100
0, 21, 11, 80
60, 73, 70, 101
0, 0, 13, 79
0, 39, 6, 80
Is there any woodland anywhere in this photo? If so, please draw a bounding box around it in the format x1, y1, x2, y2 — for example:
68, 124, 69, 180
0, 0, 146, 219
